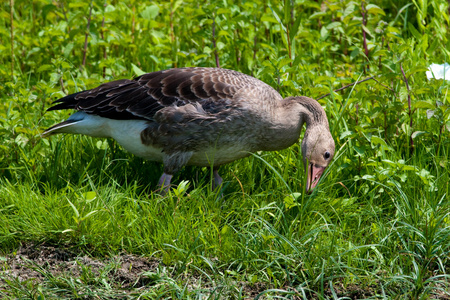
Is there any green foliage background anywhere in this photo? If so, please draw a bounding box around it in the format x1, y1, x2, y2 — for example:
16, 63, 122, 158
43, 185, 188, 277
1, 0, 450, 298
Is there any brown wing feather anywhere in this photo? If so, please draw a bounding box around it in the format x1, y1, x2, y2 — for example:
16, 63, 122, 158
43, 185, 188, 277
47, 67, 266, 121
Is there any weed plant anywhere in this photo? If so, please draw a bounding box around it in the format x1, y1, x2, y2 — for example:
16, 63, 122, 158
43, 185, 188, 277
1, 0, 449, 298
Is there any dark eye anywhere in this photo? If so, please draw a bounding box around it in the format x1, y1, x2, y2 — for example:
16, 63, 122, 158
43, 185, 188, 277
324, 151, 331, 159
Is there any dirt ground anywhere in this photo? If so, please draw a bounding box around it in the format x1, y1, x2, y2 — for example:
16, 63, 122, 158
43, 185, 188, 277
1, 243, 164, 298
1, 243, 448, 299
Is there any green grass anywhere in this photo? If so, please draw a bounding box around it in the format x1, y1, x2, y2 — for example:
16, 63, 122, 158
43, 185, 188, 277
1, 0, 450, 298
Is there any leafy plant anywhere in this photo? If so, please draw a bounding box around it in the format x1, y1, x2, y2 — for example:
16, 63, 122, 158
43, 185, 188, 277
1, 0, 449, 298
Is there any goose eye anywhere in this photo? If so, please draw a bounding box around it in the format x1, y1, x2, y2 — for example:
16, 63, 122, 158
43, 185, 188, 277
324, 151, 331, 159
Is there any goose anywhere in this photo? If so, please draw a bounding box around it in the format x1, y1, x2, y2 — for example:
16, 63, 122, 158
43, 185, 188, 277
43, 67, 335, 193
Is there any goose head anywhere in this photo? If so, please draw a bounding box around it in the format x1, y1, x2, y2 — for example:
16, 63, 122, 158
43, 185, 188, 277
301, 124, 335, 192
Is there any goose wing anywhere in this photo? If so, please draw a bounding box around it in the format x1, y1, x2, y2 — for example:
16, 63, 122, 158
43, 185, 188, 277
47, 67, 271, 121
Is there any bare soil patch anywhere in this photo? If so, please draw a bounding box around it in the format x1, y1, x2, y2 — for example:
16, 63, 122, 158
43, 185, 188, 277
1, 243, 159, 289
1, 244, 448, 299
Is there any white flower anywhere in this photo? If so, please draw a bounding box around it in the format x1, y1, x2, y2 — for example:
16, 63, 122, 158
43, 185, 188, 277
426, 63, 450, 81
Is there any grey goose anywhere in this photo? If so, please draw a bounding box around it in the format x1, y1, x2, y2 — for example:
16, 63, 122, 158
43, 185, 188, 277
43, 67, 335, 193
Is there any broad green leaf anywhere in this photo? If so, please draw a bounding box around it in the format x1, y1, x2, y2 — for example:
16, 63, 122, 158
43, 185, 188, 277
366, 4, 386, 16
362, 25, 374, 38
408, 22, 422, 40
131, 63, 145, 76
84, 191, 96, 201
340, 130, 355, 139
261, 15, 278, 23
326, 22, 342, 30
216, 8, 231, 15
413, 101, 434, 109
309, 12, 326, 20
221, 225, 229, 235
277, 57, 292, 68
371, 136, 392, 152
411, 131, 428, 139
354, 145, 366, 156
290, 13, 301, 41
141, 5, 159, 20
37, 64, 52, 73
283, 194, 299, 209
269, 5, 287, 33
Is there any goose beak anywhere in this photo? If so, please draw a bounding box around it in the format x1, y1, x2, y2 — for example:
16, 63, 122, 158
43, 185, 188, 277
306, 163, 326, 192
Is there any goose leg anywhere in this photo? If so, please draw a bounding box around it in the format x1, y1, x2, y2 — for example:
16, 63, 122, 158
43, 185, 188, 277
212, 168, 223, 190
156, 151, 192, 195
157, 172, 173, 194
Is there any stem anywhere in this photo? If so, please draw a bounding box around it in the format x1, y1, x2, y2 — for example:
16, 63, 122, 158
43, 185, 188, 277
59, 77, 66, 95
170, 2, 174, 43
253, 20, 257, 60
379, 36, 384, 69
317, 75, 399, 101
286, 22, 292, 65
10, 0, 14, 80
235, 28, 240, 67
101, 1, 107, 78
82, 0, 94, 68
372, 77, 398, 97
61, 1, 70, 33
361, 1, 369, 72
400, 63, 414, 155
285, 0, 293, 67
276, 68, 280, 92
131, 6, 135, 43
316, 76, 375, 100
437, 123, 444, 157
212, 15, 220, 68
170, 2, 176, 68
356, 103, 359, 125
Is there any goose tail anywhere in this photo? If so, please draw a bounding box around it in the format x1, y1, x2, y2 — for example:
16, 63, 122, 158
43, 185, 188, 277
42, 119, 83, 137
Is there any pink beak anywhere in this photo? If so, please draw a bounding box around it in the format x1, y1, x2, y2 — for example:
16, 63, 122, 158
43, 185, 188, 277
306, 163, 326, 192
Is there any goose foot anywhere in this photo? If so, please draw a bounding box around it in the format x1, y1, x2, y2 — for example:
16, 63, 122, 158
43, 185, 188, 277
155, 172, 173, 195
212, 169, 223, 190
212, 168, 225, 200
155, 170, 223, 197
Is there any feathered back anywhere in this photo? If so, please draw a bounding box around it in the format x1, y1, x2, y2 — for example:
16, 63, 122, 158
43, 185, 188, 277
48, 67, 269, 121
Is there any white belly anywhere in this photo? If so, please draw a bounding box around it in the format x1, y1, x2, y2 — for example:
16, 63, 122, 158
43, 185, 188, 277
63, 112, 250, 167
106, 119, 165, 161
108, 120, 250, 166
